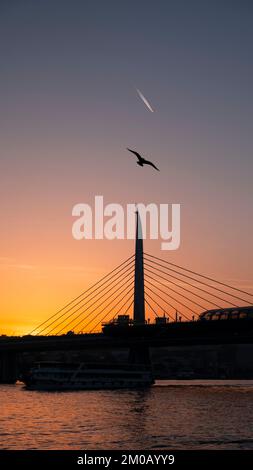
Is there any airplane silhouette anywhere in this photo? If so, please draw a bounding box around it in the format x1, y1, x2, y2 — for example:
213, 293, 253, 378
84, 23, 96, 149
127, 148, 160, 171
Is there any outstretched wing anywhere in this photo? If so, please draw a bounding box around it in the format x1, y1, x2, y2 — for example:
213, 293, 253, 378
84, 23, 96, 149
127, 148, 143, 162
145, 160, 160, 171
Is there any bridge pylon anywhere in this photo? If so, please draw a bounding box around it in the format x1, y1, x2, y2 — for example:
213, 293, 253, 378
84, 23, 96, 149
133, 210, 145, 325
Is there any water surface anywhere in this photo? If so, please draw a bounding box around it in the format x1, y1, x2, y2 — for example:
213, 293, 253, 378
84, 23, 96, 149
1, 381, 253, 449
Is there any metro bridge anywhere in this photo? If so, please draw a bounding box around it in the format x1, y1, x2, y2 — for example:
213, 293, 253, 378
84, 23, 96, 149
1, 213, 253, 383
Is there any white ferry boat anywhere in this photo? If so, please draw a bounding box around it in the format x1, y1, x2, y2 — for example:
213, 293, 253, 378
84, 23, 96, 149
21, 362, 154, 390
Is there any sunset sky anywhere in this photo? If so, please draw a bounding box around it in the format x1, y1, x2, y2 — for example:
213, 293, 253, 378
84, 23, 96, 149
1, 0, 253, 335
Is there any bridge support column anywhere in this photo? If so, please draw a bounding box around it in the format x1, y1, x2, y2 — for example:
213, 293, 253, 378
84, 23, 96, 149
133, 211, 145, 325
0, 352, 18, 384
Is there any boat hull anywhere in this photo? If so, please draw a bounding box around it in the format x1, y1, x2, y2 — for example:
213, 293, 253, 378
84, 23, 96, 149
25, 381, 154, 391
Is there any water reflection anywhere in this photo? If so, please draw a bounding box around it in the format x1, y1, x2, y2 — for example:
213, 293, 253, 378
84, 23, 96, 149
1, 382, 253, 449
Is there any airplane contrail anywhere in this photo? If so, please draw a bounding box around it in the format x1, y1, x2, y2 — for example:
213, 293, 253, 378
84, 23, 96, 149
136, 88, 154, 113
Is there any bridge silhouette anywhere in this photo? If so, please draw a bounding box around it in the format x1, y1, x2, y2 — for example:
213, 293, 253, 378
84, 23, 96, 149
25, 214, 253, 336
29, 212, 253, 336
1, 212, 253, 383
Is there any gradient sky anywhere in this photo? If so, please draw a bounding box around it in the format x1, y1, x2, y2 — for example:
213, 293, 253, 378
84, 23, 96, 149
1, 0, 253, 334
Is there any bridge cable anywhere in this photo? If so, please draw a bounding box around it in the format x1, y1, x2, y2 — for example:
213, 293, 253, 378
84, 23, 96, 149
69, 277, 135, 333
143, 259, 236, 308
145, 252, 253, 299
52, 270, 135, 335
145, 282, 193, 320
99, 294, 134, 328
30, 254, 135, 334
145, 285, 188, 320
145, 271, 215, 311
36, 257, 135, 335
78, 282, 134, 333
144, 253, 250, 304
145, 288, 187, 321
144, 297, 161, 319
43, 264, 135, 335
124, 299, 134, 316
88, 284, 134, 333
145, 278, 198, 316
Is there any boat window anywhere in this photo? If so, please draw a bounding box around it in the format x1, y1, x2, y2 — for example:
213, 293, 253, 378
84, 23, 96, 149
211, 314, 220, 320
239, 312, 248, 319
202, 313, 213, 320
219, 313, 228, 320
231, 312, 239, 319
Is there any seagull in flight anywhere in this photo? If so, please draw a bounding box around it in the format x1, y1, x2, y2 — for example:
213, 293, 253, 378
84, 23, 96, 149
127, 148, 160, 171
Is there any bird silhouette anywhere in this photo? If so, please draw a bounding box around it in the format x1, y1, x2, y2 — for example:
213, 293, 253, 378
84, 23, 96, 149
127, 148, 160, 171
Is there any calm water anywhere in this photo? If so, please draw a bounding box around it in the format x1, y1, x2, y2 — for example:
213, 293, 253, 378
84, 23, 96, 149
1, 381, 253, 450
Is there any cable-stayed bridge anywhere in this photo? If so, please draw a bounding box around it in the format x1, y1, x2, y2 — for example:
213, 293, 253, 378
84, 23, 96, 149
29, 212, 253, 336
28, 251, 253, 336
1, 212, 253, 383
